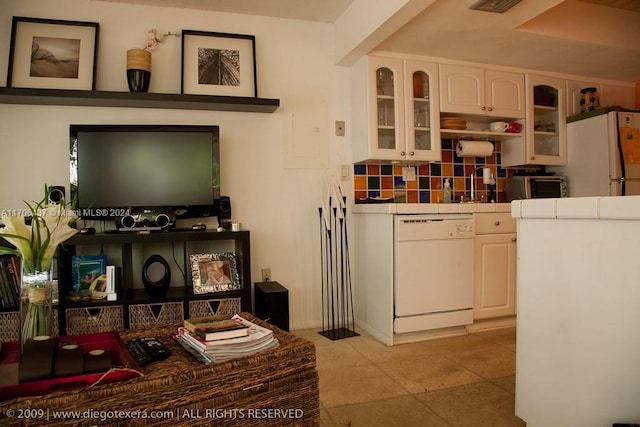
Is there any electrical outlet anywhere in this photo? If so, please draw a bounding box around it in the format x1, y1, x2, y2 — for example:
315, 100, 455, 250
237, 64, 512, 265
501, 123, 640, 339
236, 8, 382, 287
335, 120, 345, 136
261, 268, 271, 282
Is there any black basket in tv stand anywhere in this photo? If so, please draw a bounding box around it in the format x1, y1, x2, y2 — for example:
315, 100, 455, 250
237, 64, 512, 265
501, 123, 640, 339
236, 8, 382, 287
55, 229, 251, 335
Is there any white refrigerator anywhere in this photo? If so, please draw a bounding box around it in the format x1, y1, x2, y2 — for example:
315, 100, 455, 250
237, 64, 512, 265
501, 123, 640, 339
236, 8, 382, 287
550, 110, 640, 196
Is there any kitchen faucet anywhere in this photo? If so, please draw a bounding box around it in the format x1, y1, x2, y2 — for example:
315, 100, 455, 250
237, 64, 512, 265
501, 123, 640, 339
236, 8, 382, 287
469, 166, 494, 202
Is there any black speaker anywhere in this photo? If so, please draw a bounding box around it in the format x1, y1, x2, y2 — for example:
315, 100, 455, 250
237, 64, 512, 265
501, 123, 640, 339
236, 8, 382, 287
115, 213, 174, 230
218, 196, 232, 230
173, 205, 216, 219
255, 281, 289, 331
48, 186, 65, 204
218, 196, 231, 219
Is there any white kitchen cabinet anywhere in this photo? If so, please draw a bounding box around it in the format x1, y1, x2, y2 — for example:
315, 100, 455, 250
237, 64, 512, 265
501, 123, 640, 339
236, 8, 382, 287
439, 64, 525, 118
502, 74, 567, 167
353, 204, 515, 346
350, 55, 440, 163
474, 212, 517, 320
566, 79, 635, 116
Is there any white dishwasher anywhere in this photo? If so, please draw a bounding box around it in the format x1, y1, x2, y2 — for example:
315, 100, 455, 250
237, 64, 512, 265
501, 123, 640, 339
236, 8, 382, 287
394, 214, 475, 333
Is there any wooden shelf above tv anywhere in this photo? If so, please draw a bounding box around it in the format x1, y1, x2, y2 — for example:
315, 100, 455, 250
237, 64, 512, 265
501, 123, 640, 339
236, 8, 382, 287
0, 87, 280, 113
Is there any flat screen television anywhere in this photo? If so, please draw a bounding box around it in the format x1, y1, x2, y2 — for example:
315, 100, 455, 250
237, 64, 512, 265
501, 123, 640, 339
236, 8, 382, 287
69, 124, 220, 220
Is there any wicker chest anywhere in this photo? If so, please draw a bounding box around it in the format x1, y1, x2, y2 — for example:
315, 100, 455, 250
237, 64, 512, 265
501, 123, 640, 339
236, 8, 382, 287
0, 315, 319, 426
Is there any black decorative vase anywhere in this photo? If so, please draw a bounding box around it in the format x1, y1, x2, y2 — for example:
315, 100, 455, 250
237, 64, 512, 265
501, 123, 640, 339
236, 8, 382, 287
126, 49, 151, 92
142, 254, 171, 298
127, 69, 151, 92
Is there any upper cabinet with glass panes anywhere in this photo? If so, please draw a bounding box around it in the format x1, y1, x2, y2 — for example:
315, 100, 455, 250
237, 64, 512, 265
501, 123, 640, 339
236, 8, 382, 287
350, 54, 440, 163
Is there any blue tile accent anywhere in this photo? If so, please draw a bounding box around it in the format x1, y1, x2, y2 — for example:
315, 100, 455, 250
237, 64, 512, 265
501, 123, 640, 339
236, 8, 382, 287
394, 176, 406, 188
354, 164, 367, 175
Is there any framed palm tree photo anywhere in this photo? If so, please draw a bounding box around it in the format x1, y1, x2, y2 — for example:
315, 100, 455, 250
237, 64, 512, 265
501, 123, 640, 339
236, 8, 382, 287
181, 30, 257, 97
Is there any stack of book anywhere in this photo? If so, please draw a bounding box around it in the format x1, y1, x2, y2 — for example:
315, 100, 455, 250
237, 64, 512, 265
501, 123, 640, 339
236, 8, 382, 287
0, 256, 20, 309
174, 314, 279, 364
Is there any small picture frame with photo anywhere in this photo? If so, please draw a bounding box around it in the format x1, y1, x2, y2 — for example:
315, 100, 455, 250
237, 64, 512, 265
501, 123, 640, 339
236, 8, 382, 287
190, 252, 241, 294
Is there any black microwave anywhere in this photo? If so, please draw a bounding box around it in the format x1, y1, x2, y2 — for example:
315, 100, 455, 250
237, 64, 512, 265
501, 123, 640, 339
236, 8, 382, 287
505, 176, 568, 201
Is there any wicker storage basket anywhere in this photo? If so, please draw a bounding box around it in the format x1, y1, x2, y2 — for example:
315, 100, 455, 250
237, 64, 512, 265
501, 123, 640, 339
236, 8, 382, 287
0, 311, 20, 342
1, 310, 59, 342
128, 302, 184, 330
65, 306, 124, 335
1, 314, 319, 426
188, 297, 241, 318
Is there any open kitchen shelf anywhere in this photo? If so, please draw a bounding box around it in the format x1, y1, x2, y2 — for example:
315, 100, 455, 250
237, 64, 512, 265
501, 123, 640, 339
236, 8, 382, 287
0, 87, 280, 113
440, 128, 524, 140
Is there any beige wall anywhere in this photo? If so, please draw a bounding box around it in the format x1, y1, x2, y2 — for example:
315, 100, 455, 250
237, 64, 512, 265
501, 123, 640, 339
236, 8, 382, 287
0, 0, 353, 329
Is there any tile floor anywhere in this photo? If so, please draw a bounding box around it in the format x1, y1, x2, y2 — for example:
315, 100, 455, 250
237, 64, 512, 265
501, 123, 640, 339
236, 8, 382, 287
294, 327, 526, 427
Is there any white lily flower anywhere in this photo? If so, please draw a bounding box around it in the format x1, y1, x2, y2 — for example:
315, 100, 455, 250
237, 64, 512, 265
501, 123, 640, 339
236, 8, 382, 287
0, 192, 78, 273
0, 214, 35, 271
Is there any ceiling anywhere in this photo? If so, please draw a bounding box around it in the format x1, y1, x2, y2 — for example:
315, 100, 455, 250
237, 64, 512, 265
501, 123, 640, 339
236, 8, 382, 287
97, 0, 640, 82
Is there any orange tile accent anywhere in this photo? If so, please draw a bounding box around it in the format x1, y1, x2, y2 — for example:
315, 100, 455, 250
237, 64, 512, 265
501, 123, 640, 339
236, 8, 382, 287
417, 164, 430, 175
355, 190, 367, 200
431, 177, 442, 190
454, 177, 466, 193
431, 191, 441, 203
354, 175, 367, 190
381, 189, 395, 199
407, 191, 418, 203
367, 164, 380, 175
393, 164, 404, 175
442, 163, 453, 177
406, 179, 418, 190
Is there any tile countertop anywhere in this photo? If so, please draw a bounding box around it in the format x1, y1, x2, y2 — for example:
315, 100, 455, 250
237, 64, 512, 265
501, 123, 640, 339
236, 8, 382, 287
352, 203, 512, 214
511, 196, 640, 220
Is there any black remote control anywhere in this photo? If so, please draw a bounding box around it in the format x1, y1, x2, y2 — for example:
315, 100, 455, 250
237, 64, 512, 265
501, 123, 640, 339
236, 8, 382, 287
139, 337, 171, 361
125, 339, 153, 366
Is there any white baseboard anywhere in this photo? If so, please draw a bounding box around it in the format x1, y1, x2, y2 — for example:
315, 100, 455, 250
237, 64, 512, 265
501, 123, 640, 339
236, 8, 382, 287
466, 316, 516, 333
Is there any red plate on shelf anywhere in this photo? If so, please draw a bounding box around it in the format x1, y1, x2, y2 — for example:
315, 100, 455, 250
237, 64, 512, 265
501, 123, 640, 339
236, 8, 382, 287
0, 331, 141, 401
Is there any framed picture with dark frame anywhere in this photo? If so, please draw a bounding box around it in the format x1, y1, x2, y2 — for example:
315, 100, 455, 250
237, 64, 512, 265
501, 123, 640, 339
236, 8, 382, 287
181, 29, 257, 97
190, 252, 242, 295
7, 16, 99, 90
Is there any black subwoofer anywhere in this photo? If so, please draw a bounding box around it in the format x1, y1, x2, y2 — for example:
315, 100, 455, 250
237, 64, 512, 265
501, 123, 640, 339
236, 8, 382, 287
255, 281, 289, 331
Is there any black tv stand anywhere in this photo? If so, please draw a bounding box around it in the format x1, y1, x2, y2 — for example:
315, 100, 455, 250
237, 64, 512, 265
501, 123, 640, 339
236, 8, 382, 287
55, 229, 251, 335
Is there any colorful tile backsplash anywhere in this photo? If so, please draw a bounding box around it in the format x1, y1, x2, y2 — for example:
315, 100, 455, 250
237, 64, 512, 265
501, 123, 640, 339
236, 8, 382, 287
354, 139, 513, 203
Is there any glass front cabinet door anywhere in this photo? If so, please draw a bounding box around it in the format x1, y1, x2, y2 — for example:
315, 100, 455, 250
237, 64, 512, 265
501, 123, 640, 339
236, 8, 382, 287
359, 55, 440, 162
404, 60, 441, 162
525, 74, 567, 166
369, 56, 404, 159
